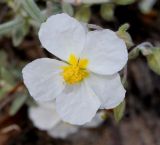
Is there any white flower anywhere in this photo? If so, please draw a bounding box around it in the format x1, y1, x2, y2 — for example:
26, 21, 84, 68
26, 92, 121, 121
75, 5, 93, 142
63, 0, 111, 4
22, 13, 128, 125
28, 102, 79, 139
29, 102, 104, 138
84, 111, 105, 128
138, 0, 157, 13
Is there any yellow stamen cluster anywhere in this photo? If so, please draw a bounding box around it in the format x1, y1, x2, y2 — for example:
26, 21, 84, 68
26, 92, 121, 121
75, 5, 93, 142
61, 54, 89, 85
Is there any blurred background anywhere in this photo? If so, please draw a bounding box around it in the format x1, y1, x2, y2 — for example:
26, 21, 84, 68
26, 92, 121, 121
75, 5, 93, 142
0, 0, 160, 145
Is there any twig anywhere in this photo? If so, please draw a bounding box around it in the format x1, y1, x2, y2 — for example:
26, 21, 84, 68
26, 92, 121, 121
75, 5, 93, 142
0, 82, 24, 110
0, 124, 21, 134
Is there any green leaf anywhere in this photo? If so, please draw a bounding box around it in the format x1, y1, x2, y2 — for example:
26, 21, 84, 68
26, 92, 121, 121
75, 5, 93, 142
12, 20, 29, 46
117, 23, 134, 48
20, 0, 46, 24
118, 23, 130, 32
0, 17, 23, 36
51, 2, 62, 15
1, 67, 15, 85
26, 96, 37, 107
137, 42, 153, 56
114, 0, 135, 5
147, 48, 160, 75
0, 51, 7, 67
62, 2, 74, 16
12, 28, 25, 47
129, 42, 154, 59
9, 95, 27, 116
128, 48, 139, 59
128, 47, 140, 59
46, 1, 62, 17
0, 81, 12, 100
114, 100, 125, 123
100, 4, 115, 21
101, 113, 108, 120
75, 5, 91, 23
7, 0, 21, 13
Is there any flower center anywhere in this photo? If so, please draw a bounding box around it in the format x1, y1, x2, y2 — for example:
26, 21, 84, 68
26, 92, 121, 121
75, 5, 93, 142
61, 54, 89, 85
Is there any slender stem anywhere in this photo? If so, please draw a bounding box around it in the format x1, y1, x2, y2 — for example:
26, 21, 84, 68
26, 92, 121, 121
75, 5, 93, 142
122, 65, 127, 85
87, 24, 103, 30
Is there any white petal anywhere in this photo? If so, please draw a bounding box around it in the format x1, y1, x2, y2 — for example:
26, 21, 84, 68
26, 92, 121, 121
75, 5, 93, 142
81, 22, 89, 33
86, 73, 126, 109
56, 82, 101, 125
28, 102, 61, 130
38, 101, 57, 110
39, 13, 86, 61
138, 0, 156, 13
22, 58, 65, 102
82, 29, 128, 75
84, 111, 104, 128
48, 122, 79, 139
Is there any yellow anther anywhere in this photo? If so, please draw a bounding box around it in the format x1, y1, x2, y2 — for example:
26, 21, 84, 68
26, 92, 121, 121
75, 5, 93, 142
61, 54, 89, 84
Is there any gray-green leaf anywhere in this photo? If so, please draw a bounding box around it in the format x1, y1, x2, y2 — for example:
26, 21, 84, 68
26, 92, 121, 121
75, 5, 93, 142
147, 47, 160, 75
9, 95, 27, 116
0, 17, 23, 36
100, 3, 115, 21
117, 23, 134, 48
62, 2, 74, 16
20, 0, 46, 24
75, 5, 91, 23
12, 20, 29, 46
114, 100, 125, 123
